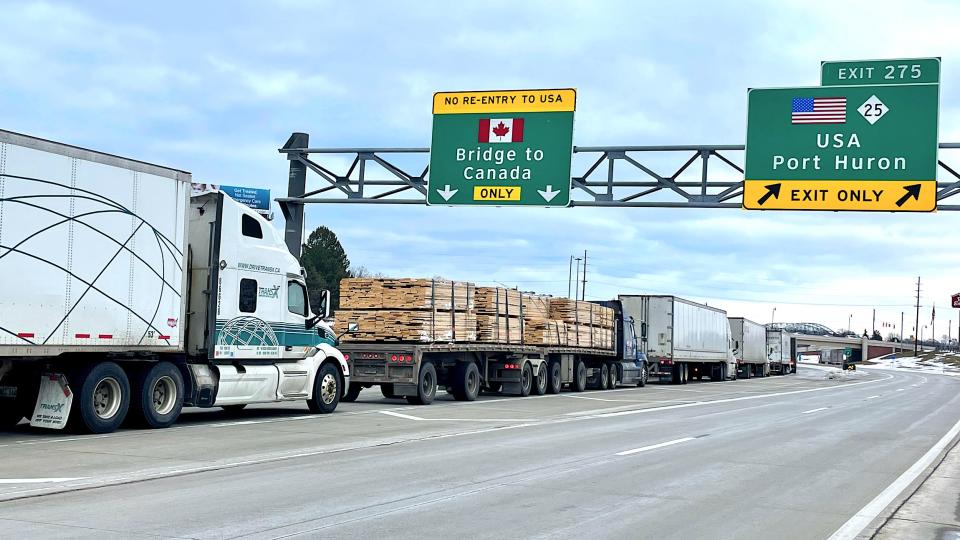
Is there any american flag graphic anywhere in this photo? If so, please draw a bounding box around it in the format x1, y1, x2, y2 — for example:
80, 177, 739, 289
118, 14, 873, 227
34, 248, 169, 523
791, 97, 846, 124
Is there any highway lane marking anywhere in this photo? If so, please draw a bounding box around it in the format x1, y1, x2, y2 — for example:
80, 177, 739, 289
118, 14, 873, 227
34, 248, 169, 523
866, 395, 880, 400
592, 373, 895, 419
615, 437, 696, 456
802, 407, 829, 414
561, 394, 650, 403
377, 410, 534, 423
0, 478, 86, 484
897, 388, 905, 392
827, 413, 960, 540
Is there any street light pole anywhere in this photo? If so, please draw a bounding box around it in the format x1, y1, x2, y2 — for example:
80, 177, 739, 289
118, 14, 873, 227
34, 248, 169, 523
848, 314, 852, 332
771, 307, 776, 323
573, 257, 582, 300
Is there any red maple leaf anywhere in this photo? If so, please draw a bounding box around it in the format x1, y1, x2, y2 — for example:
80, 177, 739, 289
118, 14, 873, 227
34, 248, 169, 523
492, 121, 510, 138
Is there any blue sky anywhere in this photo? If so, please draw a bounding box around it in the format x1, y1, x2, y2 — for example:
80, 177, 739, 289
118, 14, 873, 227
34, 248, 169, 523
3, 0, 960, 338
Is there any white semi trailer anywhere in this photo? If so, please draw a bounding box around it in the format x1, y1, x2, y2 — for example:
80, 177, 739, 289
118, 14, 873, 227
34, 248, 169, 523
0, 129, 350, 433
729, 317, 769, 378
620, 295, 735, 384
765, 328, 795, 375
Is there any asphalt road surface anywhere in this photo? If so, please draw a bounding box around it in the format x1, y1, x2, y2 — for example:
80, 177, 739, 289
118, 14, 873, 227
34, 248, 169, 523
1, 365, 958, 540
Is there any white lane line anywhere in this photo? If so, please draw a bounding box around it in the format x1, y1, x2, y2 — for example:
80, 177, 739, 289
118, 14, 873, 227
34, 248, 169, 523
896, 388, 905, 392
562, 394, 646, 403
802, 407, 829, 414
376, 410, 532, 423
0, 478, 86, 484
594, 373, 895, 419
378, 411, 424, 421
565, 401, 701, 417
615, 437, 696, 456
866, 395, 880, 400
827, 414, 960, 540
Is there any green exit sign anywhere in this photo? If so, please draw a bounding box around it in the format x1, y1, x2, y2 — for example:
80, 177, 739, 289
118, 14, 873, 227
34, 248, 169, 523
428, 89, 576, 206
821, 57, 940, 86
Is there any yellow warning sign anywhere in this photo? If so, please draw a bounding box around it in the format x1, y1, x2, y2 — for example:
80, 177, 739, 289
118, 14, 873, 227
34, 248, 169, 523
473, 186, 521, 201
433, 89, 576, 114
743, 180, 936, 212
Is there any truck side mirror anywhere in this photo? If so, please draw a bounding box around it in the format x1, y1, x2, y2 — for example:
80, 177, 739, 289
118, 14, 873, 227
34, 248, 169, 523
640, 322, 647, 340
319, 290, 331, 319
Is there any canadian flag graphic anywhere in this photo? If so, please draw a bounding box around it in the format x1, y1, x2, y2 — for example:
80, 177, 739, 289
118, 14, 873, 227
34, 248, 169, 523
478, 118, 524, 143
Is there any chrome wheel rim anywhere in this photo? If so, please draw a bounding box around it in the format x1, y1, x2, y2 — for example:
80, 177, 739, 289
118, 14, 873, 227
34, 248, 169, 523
320, 373, 337, 405
152, 376, 177, 415
93, 377, 122, 420
467, 369, 479, 395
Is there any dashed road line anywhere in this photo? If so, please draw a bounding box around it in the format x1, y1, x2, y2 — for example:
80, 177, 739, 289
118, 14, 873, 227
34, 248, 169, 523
615, 437, 697, 456
802, 407, 829, 414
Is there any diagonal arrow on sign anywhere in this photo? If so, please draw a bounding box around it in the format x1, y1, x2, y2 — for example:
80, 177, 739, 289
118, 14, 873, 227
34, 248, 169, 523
895, 184, 922, 207
436, 185, 458, 201
757, 183, 781, 206
537, 185, 560, 202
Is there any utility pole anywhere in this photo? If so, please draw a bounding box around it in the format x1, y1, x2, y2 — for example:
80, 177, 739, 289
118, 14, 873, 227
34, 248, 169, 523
872, 309, 876, 334
573, 257, 582, 301
914, 276, 921, 357
932, 303, 936, 350
771, 306, 777, 323
567, 255, 573, 299
581, 250, 588, 301
900, 311, 904, 354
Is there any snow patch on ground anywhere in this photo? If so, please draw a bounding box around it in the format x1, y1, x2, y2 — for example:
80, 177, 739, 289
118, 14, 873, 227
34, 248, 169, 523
865, 352, 960, 377
799, 362, 868, 381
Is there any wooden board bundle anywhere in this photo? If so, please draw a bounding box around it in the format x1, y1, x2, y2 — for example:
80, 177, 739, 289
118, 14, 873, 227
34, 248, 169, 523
340, 278, 474, 311
477, 315, 523, 343
337, 309, 477, 342
475, 287, 523, 317
522, 294, 551, 322
523, 319, 568, 346
549, 299, 614, 329
565, 324, 614, 349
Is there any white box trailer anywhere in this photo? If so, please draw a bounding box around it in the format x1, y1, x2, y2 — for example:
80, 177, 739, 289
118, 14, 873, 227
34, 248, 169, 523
0, 129, 350, 433
765, 328, 795, 375
729, 317, 769, 378
619, 295, 735, 384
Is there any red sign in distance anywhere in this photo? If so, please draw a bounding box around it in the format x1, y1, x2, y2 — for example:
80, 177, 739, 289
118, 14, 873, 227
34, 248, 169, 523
952, 293, 960, 308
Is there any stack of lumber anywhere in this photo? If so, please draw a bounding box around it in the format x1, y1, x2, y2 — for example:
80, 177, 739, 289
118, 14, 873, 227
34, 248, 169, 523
337, 278, 476, 342
340, 278, 473, 310
549, 298, 615, 328
475, 287, 524, 344
523, 319, 568, 346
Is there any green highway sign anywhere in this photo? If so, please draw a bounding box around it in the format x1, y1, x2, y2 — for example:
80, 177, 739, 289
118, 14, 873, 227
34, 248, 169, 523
744, 71, 939, 212
428, 89, 575, 206
821, 57, 940, 86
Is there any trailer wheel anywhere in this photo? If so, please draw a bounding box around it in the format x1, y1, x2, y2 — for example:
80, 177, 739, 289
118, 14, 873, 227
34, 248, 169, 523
452, 362, 480, 401
533, 363, 548, 395
680, 364, 689, 385
572, 360, 587, 392
598, 363, 609, 390
69, 362, 130, 434
607, 364, 618, 389
307, 362, 340, 414
406, 362, 436, 405
341, 383, 363, 402
381, 384, 397, 399
547, 362, 562, 394
519, 362, 533, 397
128, 362, 183, 429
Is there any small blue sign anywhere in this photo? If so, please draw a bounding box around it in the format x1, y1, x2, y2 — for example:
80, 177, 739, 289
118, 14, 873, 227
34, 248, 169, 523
220, 185, 271, 214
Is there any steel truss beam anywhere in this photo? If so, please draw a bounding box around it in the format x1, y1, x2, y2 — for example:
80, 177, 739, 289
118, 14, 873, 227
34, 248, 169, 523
277, 133, 960, 257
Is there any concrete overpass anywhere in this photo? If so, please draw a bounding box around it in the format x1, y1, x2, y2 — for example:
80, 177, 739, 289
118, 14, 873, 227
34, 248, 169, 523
791, 334, 915, 363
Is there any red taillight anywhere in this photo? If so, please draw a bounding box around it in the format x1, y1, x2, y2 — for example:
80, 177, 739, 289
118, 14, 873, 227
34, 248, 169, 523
390, 355, 398, 362
406, 355, 413, 362
343, 354, 350, 361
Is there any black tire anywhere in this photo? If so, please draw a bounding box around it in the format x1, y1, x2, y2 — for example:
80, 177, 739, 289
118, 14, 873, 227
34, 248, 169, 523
406, 362, 437, 405
681, 364, 689, 385
485, 382, 502, 394
637, 363, 647, 388
572, 360, 587, 392
69, 362, 131, 434
128, 362, 183, 429
452, 362, 481, 401
607, 364, 618, 389
519, 362, 533, 397
744, 365, 752, 379
547, 362, 562, 394
307, 362, 340, 414
599, 364, 609, 390
381, 383, 397, 399
671, 364, 681, 384
342, 383, 362, 403
533, 363, 548, 396
221, 404, 247, 414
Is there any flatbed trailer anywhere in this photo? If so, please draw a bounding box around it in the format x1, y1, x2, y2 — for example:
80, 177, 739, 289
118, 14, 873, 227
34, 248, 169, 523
340, 341, 624, 404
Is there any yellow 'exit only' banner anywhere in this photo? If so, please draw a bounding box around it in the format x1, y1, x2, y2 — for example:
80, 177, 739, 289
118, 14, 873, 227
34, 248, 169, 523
743, 180, 936, 211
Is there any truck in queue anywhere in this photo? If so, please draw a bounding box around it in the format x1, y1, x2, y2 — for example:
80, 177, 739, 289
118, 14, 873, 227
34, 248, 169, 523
619, 295, 736, 384
336, 280, 648, 404
0, 129, 350, 433
729, 317, 770, 378
765, 328, 796, 375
